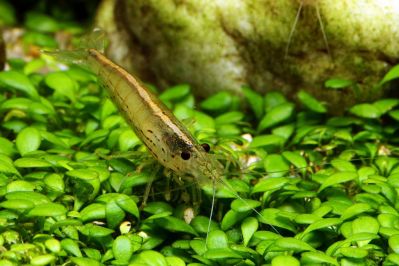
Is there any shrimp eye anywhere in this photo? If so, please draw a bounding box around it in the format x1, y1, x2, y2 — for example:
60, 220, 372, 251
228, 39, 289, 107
181, 151, 191, 160
201, 143, 210, 152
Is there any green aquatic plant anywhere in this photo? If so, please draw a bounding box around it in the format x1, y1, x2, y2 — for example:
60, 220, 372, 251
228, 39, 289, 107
2, 27, 399, 266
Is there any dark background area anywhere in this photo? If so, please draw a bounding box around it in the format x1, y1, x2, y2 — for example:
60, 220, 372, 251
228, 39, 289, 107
5, 0, 100, 24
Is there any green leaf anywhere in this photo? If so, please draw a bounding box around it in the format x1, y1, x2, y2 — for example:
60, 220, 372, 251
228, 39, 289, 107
302, 218, 342, 236
200, 92, 234, 112
242, 86, 263, 119
252, 177, 289, 193
272, 255, 300, 266
301, 252, 338, 266
116, 195, 140, 219
27, 203, 67, 217
69, 257, 101, 266
380, 64, 399, 85
258, 103, 295, 131
30, 254, 56, 266
373, 98, 399, 114
118, 129, 140, 152
113, 235, 133, 262
207, 230, 228, 249
7, 180, 35, 192
271, 237, 315, 252
16, 127, 41, 156
339, 247, 368, 259
327, 233, 379, 256
143, 202, 173, 215
79, 224, 114, 238
44, 238, 61, 253
80, 203, 106, 222
80, 129, 109, 146
106, 200, 125, 229
341, 203, 372, 221
165, 256, 185, 266
264, 91, 287, 111
282, 151, 307, 171
231, 198, 261, 212
352, 216, 379, 246
0, 137, 17, 156
50, 219, 82, 232
25, 12, 59, 33
215, 111, 243, 125
203, 248, 242, 259
0, 199, 34, 210
264, 154, 290, 178
241, 217, 258, 246
0, 0, 16, 25
272, 124, 295, 140
6, 191, 50, 204
45, 72, 77, 102
23, 59, 46, 75
190, 216, 219, 234
0, 154, 20, 175
318, 172, 358, 192
0, 70, 39, 98
386, 254, 399, 265
44, 173, 65, 193
259, 209, 297, 232
159, 84, 190, 101
67, 169, 98, 180
294, 214, 321, 225
190, 239, 207, 256
389, 235, 399, 254
389, 110, 399, 121
324, 78, 353, 89
349, 103, 381, 119
221, 210, 247, 231
330, 159, 356, 172
297, 90, 327, 113
155, 216, 197, 236
130, 250, 168, 266
249, 134, 285, 149
0, 97, 33, 111
14, 157, 52, 168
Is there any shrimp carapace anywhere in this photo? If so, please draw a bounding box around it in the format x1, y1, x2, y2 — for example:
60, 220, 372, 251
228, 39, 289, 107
47, 44, 224, 186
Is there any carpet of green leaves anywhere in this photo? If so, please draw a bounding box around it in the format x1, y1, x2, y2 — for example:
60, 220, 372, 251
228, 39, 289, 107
1, 55, 399, 266
3, 5, 399, 266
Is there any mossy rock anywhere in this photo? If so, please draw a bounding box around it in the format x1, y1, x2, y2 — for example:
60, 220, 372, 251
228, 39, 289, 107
95, 0, 399, 112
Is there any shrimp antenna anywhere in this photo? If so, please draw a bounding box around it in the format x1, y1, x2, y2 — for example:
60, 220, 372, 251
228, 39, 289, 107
314, 3, 331, 59
205, 179, 217, 245
214, 176, 280, 234
285, 1, 303, 59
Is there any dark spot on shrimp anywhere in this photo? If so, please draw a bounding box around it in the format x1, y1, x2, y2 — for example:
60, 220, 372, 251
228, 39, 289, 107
181, 151, 191, 160
201, 143, 210, 152
148, 129, 153, 133
147, 147, 158, 158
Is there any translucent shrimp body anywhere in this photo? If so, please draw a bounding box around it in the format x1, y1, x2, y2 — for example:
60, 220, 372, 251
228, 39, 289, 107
85, 49, 223, 185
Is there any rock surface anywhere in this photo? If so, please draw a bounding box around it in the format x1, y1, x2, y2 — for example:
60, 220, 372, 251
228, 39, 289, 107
95, 0, 399, 111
